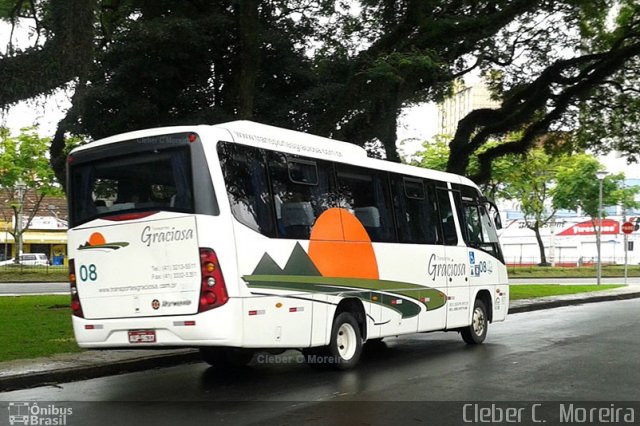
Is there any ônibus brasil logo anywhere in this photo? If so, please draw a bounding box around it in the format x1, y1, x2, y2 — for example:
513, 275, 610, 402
77, 232, 129, 252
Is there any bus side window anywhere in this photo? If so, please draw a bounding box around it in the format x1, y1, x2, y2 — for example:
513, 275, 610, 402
463, 204, 483, 244
217, 142, 275, 237
391, 175, 439, 244
267, 152, 334, 239
436, 188, 458, 245
335, 165, 396, 243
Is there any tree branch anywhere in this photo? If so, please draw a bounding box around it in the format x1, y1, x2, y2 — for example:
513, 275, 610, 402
0, 0, 97, 107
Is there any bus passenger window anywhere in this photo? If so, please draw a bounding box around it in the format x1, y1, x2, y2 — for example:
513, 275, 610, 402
463, 205, 483, 244
391, 175, 439, 244
267, 152, 333, 239
217, 143, 275, 237
436, 189, 458, 245
336, 165, 395, 243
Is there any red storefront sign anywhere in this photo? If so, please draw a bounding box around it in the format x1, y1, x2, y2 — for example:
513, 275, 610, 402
557, 219, 620, 236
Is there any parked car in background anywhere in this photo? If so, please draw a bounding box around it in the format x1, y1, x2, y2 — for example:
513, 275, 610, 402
0, 253, 50, 266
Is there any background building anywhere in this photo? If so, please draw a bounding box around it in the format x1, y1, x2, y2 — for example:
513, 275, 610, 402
437, 80, 500, 135
0, 189, 67, 264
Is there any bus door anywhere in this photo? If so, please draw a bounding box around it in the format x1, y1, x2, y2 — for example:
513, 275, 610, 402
455, 185, 505, 306
390, 176, 447, 333
436, 186, 471, 329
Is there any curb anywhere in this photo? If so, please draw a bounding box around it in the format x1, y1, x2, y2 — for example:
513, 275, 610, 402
0, 350, 201, 393
508, 291, 640, 314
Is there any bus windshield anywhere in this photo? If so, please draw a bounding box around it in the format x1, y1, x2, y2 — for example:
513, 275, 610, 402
69, 146, 194, 226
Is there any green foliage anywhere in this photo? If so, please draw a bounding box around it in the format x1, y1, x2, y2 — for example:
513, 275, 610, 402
0, 0, 30, 19
68, 1, 318, 140
564, 1, 640, 162
0, 126, 60, 195
0, 126, 63, 259
553, 154, 640, 219
1, 0, 639, 183
497, 148, 564, 220
412, 135, 451, 172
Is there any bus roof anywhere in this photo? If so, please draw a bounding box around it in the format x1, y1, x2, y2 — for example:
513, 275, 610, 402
70, 120, 479, 190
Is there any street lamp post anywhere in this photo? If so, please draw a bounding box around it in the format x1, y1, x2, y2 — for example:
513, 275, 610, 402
595, 170, 608, 286
15, 180, 27, 263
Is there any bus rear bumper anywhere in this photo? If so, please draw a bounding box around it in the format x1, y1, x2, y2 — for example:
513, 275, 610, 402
73, 298, 243, 348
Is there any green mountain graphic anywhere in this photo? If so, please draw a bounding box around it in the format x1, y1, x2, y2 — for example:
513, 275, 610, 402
252, 242, 320, 276
283, 242, 321, 276
253, 253, 285, 275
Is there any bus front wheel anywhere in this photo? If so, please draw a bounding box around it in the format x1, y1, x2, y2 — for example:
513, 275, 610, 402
461, 299, 488, 345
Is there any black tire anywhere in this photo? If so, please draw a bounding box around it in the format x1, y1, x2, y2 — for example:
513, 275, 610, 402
461, 299, 488, 345
327, 312, 363, 370
200, 347, 254, 368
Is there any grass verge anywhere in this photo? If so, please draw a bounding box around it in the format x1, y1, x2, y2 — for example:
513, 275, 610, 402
0, 268, 67, 282
508, 265, 640, 278
0, 295, 80, 362
510, 284, 624, 300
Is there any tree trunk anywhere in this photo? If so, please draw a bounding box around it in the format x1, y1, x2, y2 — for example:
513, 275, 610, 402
531, 224, 549, 266
374, 98, 401, 163
236, 0, 260, 119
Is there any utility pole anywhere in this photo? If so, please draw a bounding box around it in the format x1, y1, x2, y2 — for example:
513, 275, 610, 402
595, 170, 608, 286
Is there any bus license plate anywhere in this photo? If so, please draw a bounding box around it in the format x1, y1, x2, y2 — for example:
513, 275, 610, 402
128, 330, 156, 344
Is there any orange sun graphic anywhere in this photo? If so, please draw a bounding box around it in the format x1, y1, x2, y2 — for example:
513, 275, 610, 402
88, 232, 106, 246
308, 208, 379, 279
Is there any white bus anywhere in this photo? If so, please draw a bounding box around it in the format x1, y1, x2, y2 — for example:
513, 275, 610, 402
67, 121, 508, 370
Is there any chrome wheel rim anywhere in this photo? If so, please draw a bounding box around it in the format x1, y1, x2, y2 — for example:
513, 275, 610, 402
336, 323, 357, 360
473, 307, 485, 336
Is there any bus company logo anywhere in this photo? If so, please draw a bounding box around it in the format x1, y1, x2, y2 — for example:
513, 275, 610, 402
77, 232, 129, 252
151, 299, 160, 310
140, 225, 194, 247
428, 253, 466, 282
7, 402, 73, 425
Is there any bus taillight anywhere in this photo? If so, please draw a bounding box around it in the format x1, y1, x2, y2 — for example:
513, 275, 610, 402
198, 248, 229, 312
69, 259, 84, 318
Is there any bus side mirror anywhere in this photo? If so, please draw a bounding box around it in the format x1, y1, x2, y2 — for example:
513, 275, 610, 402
493, 211, 502, 230
483, 197, 503, 230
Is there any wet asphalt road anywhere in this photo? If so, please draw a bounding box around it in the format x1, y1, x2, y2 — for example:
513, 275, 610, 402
1, 299, 639, 425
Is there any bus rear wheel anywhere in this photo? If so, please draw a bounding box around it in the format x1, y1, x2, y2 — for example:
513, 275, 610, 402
461, 299, 488, 345
328, 312, 363, 370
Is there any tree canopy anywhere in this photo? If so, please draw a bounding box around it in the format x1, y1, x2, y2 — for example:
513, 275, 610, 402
0, 0, 639, 186
0, 126, 62, 259
446, 0, 640, 183
553, 153, 639, 219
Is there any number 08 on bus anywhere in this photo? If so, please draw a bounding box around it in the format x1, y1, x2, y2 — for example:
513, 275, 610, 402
67, 121, 508, 370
